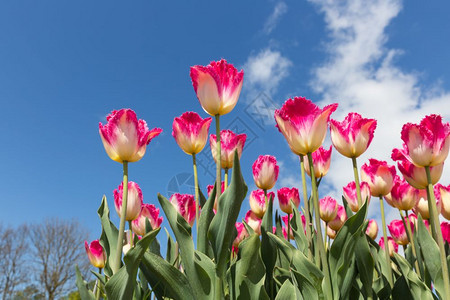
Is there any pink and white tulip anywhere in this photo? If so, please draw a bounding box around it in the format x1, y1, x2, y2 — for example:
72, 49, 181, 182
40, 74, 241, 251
245, 210, 262, 235
85, 240, 106, 268
361, 159, 396, 197
303, 146, 332, 178
274, 97, 338, 155
252, 155, 279, 190
441, 222, 450, 244
277, 187, 300, 214
114, 181, 143, 221
379, 237, 398, 257
388, 219, 409, 245
131, 204, 163, 236
389, 176, 419, 211
328, 205, 347, 231
210, 130, 246, 169
397, 114, 450, 167
319, 196, 338, 222
366, 219, 379, 240
99, 109, 162, 163
392, 147, 444, 189
343, 181, 371, 212
249, 189, 275, 218
330, 112, 377, 158
172, 112, 212, 155
190, 59, 244, 116
169, 193, 197, 227
435, 184, 450, 220
413, 189, 442, 220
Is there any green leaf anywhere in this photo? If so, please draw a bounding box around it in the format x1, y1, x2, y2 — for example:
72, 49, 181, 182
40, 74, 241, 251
75, 265, 95, 300
261, 193, 276, 297
355, 235, 374, 298
164, 228, 177, 266
105, 228, 160, 300
197, 184, 216, 255
291, 202, 308, 255
208, 152, 248, 276
97, 195, 119, 277
194, 250, 216, 297
275, 280, 302, 300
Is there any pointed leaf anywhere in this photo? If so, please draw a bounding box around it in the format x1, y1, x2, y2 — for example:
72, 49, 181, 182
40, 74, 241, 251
97, 195, 119, 277
75, 265, 96, 300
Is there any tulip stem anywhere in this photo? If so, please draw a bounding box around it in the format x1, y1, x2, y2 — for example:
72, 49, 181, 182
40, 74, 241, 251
95, 268, 102, 300
324, 222, 328, 250
215, 115, 222, 201
113, 161, 128, 274
224, 169, 228, 190
379, 197, 394, 287
425, 166, 450, 299
192, 154, 200, 233
287, 213, 291, 242
352, 157, 363, 208
307, 152, 333, 299
128, 221, 133, 247
299, 155, 313, 260
401, 210, 422, 278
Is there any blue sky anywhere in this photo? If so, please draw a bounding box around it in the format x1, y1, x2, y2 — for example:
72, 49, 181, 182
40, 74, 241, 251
1, 0, 450, 242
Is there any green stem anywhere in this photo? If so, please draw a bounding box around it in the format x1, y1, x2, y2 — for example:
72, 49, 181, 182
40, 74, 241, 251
324, 221, 328, 251
192, 154, 200, 233
425, 166, 450, 299
224, 169, 228, 190
401, 210, 422, 278
299, 155, 313, 260
215, 115, 222, 200
113, 161, 128, 274
215, 273, 223, 300
307, 152, 333, 298
352, 157, 363, 208
264, 189, 268, 215
287, 213, 291, 242
128, 221, 133, 247
95, 268, 102, 300
379, 197, 394, 287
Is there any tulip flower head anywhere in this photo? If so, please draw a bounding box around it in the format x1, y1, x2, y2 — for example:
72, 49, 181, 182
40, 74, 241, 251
328, 205, 347, 231
169, 193, 197, 227
330, 112, 377, 158
131, 204, 163, 236
397, 114, 450, 167
413, 189, 442, 220
249, 189, 275, 218
366, 219, 379, 240
252, 155, 279, 190
435, 184, 450, 220
190, 59, 244, 116
441, 222, 450, 244
389, 175, 419, 211
392, 147, 444, 189
343, 181, 371, 212
210, 130, 246, 169
303, 146, 332, 178
99, 109, 162, 163
277, 187, 300, 214
388, 219, 409, 245
245, 210, 262, 235
361, 159, 396, 197
85, 240, 106, 269
319, 196, 338, 222
379, 237, 398, 257
274, 97, 338, 155
172, 112, 212, 155
114, 181, 143, 221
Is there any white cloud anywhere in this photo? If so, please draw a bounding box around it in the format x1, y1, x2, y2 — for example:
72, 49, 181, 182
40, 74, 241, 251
308, 0, 450, 227
263, 2, 288, 34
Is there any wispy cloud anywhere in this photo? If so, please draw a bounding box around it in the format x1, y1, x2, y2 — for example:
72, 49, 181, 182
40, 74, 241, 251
263, 2, 288, 34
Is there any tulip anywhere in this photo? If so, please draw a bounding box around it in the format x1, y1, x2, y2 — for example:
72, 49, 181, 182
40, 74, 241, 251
172, 112, 212, 155
245, 210, 262, 235
169, 193, 197, 227
414, 189, 442, 220
131, 204, 163, 236
303, 146, 332, 178
114, 181, 143, 221
389, 176, 419, 211
328, 205, 347, 231
99, 109, 162, 163
252, 155, 279, 190
361, 159, 396, 197
85, 240, 106, 269
379, 237, 398, 257
366, 219, 379, 240
435, 184, 450, 220
210, 130, 246, 170
392, 147, 444, 189
207, 181, 225, 197
343, 181, 371, 212
277, 187, 300, 214
232, 222, 249, 250
319, 196, 338, 222
274, 97, 338, 155
327, 226, 337, 239
249, 189, 275, 218
282, 214, 294, 240
388, 219, 409, 245
190, 59, 244, 116
441, 222, 450, 244
330, 112, 377, 158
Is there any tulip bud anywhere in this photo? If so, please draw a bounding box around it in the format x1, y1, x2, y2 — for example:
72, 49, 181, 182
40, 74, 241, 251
245, 210, 262, 235
172, 112, 212, 155
252, 155, 279, 190
328, 205, 347, 231
249, 190, 274, 218
361, 159, 396, 197
366, 219, 378, 240
388, 219, 409, 245
343, 181, 371, 212
85, 240, 106, 269
114, 181, 143, 221
99, 109, 162, 163
277, 187, 300, 214
210, 130, 246, 169
319, 196, 338, 222
435, 184, 450, 220
379, 237, 398, 256
303, 146, 332, 178
131, 204, 163, 236
169, 193, 197, 227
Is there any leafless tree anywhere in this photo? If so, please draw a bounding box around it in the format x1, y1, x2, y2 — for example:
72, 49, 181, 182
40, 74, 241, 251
28, 218, 90, 300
